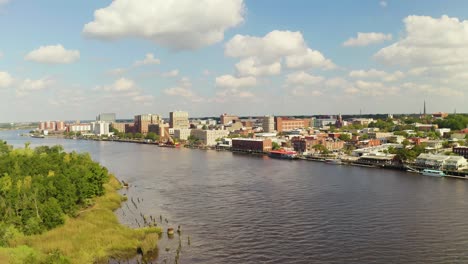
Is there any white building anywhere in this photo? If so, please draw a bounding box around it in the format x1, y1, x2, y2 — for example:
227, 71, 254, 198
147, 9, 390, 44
191, 129, 229, 146
416, 153, 468, 170
174, 128, 192, 140
262, 115, 275, 133
91, 121, 111, 136
436, 128, 451, 136
68, 124, 91, 133
352, 143, 403, 157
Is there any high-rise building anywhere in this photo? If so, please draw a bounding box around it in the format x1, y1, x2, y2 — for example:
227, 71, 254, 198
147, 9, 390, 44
91, 121, 111, 136
134, 114, 162, 134
97, 113, 116, 123
220, 113, 239, 125
169, 111, 189, 129
262, 115, 275, 132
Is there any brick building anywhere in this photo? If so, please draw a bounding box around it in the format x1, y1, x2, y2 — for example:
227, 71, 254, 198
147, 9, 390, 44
275, 117, 309, 132
232, 138, 272, 153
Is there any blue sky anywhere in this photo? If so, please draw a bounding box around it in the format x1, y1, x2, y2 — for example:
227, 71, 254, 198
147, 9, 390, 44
0, 0, 467, 122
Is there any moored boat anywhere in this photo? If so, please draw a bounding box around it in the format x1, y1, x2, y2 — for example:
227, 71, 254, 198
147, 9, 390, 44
325, 159, 342, 165
269, 150, 297, 159
421, 169, 445, 177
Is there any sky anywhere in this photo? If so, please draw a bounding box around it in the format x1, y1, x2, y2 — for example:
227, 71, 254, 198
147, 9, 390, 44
0, 0, 467, 122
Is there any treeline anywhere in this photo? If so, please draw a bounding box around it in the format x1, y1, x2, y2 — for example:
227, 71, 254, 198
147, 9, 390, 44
434, 114, 468, 130
0, 141, 109, 241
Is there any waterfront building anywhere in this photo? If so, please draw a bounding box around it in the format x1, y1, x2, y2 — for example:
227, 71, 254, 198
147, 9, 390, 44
148, 123, 169, 138
220, 113, 239, 125
191, 129, 229, 146
275, 117, 309, 132
125, 124, 135, 134
91, 121, 111, 136
357, 154, 398, 166
416, 153, 467, 170
39, 121, 65, 132
352, 143, 403, 157
169, 111, 190, 129
291, 136, 344, 153
262, 115, 275, 133
174, 128, 192, 140
453, 146, 468, 159
96, 113, 116, 123
231, 138, 272, 153
111, 122, 131, 133
134, 114, 162, 134
67, 123, 91, 133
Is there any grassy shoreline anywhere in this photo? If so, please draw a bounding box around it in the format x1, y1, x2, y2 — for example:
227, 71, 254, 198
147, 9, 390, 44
0, 175, 162, 264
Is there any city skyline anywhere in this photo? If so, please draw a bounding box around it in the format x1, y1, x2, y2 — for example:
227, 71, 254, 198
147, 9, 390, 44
1, 0, 468, 122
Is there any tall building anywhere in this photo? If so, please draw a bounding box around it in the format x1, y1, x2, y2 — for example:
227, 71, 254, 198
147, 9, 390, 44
262, 115, 275, 132
169, 111, 189, 129
91, 121, 111, 136
220, 113, 239, 125
97, 113, 116, 123
423, 100, 426, 116
134, 114, 162, 134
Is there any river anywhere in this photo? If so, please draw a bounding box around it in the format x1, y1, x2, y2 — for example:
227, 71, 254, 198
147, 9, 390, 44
2, 130, 468, 263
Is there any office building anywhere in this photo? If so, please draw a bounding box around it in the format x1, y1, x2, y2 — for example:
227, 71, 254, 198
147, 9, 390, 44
174, 128, 192, 140
275, 117, 309, 132
191, 129, 229, 146
96, 113, 116, 123
232, 138, 272, 153
169, 111, 190, 129
91, 121, 111, 136
134, 114, 162, 134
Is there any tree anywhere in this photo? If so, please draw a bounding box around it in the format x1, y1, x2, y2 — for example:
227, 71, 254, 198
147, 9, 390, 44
134, 133, 143, 139
145, 132, 159, 141
312, 144, 329, 154
272, 142, 281, 150
338, 134, 351, 141
202, 125, 207, 130
360, 134, 369, 140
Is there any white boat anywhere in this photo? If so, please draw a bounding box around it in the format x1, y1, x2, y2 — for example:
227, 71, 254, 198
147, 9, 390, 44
421, 169, 445, 177
325, 159, 342, 165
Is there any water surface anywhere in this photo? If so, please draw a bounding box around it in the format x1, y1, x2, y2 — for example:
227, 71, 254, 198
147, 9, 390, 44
3, 130, 468, 263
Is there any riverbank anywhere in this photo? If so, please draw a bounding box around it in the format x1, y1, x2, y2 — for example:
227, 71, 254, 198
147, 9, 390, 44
0, 175, 162, 264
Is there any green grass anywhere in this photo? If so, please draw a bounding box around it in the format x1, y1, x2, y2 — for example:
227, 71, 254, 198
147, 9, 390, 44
2, 175, 162, 264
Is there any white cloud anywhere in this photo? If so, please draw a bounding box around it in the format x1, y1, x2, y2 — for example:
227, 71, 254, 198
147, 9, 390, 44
235, 58, 281, 77
132, 95, 154, 103
162, 69, 179, 78
83, 0, 245, 50
97, 78, 137, 92
25, 45, 80, 64
352, 80, 400, 96
107, 68, 127, 76
380, 1, 387, 7
285, 71, 324, 87
0, 0, 9, 5
285, 48, 335, 70
164, 86, 194, 97
349, 69, 404, 82
134, 53, 160, 66
17, 77, 55, 96
402, 82, 463, 97
225, 30, 335, 73
163, 77, 204, 102
375, 15, 468, 66
343, 32, 392, 47
215, 75, 256, 89
0, 71, 14, 88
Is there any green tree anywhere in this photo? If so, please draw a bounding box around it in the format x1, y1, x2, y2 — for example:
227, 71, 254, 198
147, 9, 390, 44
272, 142, 281, 150
338, 134, 351, 141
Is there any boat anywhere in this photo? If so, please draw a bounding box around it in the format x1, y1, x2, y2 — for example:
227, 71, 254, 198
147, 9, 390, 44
269, 150, 297, 159
30, 134, 45, 138
421, 169, 445, 177
325, 159, 342, 165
